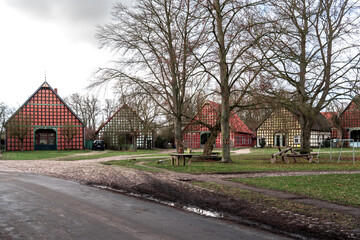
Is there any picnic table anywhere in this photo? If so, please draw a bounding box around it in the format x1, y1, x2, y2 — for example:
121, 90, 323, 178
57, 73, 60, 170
169, 153, 193, 166
270, 147, 319, 164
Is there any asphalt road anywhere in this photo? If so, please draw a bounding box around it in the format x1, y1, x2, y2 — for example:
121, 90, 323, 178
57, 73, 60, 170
0, 172, 292, 240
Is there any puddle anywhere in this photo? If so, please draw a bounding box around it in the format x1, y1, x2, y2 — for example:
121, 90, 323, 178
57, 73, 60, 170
93, 185, 223, 218
177, 178, 193, 182
93, 184, 307, 240
183, 206, 223, 218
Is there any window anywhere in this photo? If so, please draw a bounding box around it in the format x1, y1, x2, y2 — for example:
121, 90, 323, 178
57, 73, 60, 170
294, 135, 301, 144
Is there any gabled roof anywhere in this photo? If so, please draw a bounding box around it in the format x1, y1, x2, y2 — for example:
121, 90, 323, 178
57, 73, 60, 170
321, 112, 336, 121
186, 101, 253, 135
256, 108, 331, 132
321, 112, 337, 126
312, 112, 332, 131
339, 96, 360, 117
5, 81, 85, 127
95, 103, 151, 134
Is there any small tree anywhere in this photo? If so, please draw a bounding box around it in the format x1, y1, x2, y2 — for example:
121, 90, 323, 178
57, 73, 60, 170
6, 113, 32, 152
0, 103, 13, 154
61, 122, 78, 151
259, 138, 266, 148
85, 127, 97, 142
65, 93, 101, 130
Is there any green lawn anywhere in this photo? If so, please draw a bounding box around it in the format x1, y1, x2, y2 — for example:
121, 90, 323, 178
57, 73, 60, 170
230, 174, 360, 206
192, 182, 358, 228
243, 147, 360, 155
0, 149, 161, 161
0, 150, 91, 160
145, 148, 360, 174
60, 149, 161, 161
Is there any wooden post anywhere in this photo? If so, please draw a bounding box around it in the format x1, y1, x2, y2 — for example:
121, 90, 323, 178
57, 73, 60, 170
284, 154, 289, 164
270, 154, 276, 164
308, 155, 313, 163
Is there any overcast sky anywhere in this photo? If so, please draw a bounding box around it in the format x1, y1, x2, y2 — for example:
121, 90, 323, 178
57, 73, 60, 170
0, 0, 128, 108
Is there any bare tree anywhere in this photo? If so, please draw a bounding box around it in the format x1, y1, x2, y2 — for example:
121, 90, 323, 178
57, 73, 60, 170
256, 0, 360, 153
103, 99, 119, 120
65, 93, 101, 130
93, 0, 208, 153
6, 113, 32, 152
195, 0, 265, 162
0, 103, 13, 153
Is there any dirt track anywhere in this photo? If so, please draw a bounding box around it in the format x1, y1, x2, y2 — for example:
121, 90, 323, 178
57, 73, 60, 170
0, 150, 360, 239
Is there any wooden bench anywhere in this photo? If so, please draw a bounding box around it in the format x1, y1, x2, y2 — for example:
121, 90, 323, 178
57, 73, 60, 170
169, 153, 193, 166
210, 152, 220, 156
270, 147, 318, 164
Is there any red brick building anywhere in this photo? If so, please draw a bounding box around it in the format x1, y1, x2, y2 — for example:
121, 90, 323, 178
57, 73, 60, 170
330, 97, 360, 147
183, 101, 254, 148
5, 82, 85, 151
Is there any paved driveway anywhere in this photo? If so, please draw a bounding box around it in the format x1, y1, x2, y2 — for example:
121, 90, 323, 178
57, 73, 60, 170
0, 171, 291, 240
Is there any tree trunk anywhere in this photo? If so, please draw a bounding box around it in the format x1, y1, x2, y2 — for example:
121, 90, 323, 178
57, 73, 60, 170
174, 116, 184, 153
133, 133, 137, 152
337, 128, 343, 140
299, 116, 314, 154
214, 0, 232, 163
203, 127, 220, 156
221, 93, 232, 162
336, 128, 343, 148
144, 134, 148, 149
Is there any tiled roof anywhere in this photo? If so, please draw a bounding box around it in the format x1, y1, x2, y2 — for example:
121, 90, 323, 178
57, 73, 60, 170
321, 112, 336, 124
312, 112, 332, 131
4, 81, 85, 127
206, 101, 253, 135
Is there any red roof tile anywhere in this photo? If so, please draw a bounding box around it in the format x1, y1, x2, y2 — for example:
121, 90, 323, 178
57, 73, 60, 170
189, 101, 253, 135
321, 112, 336, 124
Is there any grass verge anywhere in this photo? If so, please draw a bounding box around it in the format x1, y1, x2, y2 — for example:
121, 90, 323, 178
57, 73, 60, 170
57, 149, 162, 161
145, 147, 360, 174
0, 150, 91, 160
101, 158, 165, 173
230, 174, 360, 207
145, 155, 360, 174
192, 181, 358, 229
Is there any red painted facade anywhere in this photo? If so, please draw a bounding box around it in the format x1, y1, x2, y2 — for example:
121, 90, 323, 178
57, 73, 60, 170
5, 82, 84, 151
331, 99, 360, 142
183, 101, 254, 148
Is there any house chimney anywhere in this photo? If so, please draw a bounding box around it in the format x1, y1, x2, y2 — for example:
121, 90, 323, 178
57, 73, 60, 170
54, 88, 58, 94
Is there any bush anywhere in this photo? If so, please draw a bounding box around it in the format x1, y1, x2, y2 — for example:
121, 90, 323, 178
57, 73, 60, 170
259, 139, 266, 148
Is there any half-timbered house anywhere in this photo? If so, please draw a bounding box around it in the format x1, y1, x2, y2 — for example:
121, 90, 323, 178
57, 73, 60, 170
96, 104, 153, 150
183, 101, 254, 148
5, 82, 85, 151
331, 97, 360, 147
256, 108, 331, 148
